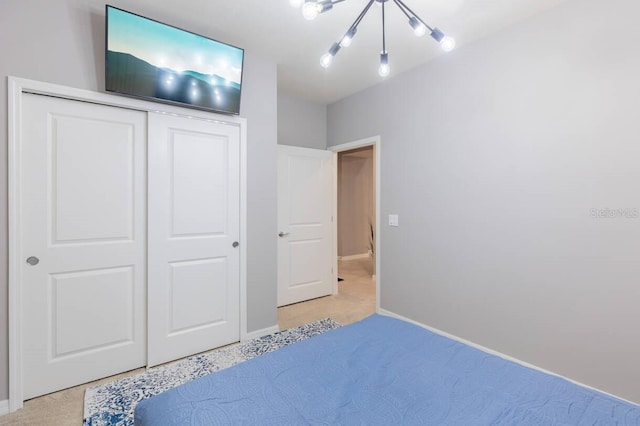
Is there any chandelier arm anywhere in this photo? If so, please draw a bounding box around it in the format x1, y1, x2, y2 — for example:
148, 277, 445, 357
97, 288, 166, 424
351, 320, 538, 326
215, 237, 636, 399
338, 0, 375, 44
394, 0, 434, 32
351, 0, 376, 31
378, 1, 390, 77
392, 0, 411, 20
381, 0, 386, 53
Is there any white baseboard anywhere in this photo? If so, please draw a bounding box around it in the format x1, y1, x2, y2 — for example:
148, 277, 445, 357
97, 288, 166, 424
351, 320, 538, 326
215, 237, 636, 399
338, 253, 370, 261
377, 308, 640, 407
241, 324, 280, 343
0, 399, 9, 416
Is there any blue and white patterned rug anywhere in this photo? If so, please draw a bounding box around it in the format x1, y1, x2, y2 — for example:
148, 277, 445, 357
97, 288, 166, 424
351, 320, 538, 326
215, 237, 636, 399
83, 318, 340, 426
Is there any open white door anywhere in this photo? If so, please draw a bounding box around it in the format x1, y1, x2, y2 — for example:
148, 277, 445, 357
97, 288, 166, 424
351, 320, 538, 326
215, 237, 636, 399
148, 113, 240, 367
277, 145, 333, 307
20, 94, 147, 399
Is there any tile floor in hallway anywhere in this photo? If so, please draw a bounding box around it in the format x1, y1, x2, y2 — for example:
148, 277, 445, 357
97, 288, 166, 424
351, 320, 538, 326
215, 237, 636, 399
0, 258, 375, 425
278, 257, 376, 330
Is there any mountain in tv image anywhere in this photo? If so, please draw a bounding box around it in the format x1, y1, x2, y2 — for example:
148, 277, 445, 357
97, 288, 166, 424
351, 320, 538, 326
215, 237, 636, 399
106, 50, 241, 114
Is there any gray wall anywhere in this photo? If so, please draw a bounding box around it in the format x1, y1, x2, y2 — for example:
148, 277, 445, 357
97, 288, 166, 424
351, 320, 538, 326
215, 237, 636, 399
239, 55, 278, 333
0, 0, 278, 401
338, 148, 374, 257
277, 92, 327, 149
328, 0, 640, 404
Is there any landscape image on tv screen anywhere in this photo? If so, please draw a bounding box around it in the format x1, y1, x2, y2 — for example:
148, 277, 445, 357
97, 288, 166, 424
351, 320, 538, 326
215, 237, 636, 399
106, 6, 244, 115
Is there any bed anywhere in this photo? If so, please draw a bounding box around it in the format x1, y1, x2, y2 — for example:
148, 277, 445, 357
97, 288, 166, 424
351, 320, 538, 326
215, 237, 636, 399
134, 314, 640, 425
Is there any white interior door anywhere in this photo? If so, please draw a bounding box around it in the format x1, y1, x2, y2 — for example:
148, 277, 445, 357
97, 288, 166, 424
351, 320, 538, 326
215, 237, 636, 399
148, 113, 240, 367
21, 94, 147, 399
277, 145, 333, 307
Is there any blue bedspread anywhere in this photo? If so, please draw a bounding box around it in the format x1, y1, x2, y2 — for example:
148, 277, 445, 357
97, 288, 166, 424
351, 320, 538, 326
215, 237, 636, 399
135, 314, 640, 425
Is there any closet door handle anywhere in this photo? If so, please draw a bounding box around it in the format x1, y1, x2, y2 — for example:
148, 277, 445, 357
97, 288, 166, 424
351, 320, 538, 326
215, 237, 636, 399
278, 232, 290, 237
26, 256, 40, 266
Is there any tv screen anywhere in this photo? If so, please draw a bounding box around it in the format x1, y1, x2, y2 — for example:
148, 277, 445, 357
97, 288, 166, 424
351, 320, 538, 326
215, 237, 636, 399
106, 5, 244, 115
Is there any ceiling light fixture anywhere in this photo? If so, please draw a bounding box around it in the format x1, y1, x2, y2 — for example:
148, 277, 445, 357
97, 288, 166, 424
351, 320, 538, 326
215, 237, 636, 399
290, 0, 455, 77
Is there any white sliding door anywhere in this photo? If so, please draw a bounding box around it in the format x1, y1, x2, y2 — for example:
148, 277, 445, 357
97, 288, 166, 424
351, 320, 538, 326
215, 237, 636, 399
277, 146, 333, 307
20, 94, 147, 399
147, 112, 241, 367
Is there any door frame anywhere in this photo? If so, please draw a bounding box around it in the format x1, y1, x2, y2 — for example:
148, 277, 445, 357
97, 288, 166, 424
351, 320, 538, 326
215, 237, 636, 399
7, 76, 248, 412
328, 136, 381, 314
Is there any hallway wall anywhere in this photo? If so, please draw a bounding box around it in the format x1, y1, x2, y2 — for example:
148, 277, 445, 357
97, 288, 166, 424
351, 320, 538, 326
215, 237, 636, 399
338, 147, 374, 257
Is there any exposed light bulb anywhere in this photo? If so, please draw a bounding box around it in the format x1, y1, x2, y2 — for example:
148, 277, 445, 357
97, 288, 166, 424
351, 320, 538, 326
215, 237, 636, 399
409, 17, 426, 37
378, 52, 390, 77
320, 52, 334, 68
440, 36, 456, 52
320, 43, 340, 68
339, 28, 357, 48
340, 34, 353, 47
289, 0, 303, 8
430, 28, 454, 51
302, 1, 319, 20
378, 63, 390, 77
317, 0, 333, 13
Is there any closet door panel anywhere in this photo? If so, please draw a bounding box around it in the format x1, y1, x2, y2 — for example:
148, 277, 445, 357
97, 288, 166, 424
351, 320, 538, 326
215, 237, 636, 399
20, 93, 147, 399
148, 112, 240, 367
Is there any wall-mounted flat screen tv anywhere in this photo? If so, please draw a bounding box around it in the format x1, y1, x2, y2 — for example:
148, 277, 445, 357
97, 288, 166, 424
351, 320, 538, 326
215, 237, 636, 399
106, 5, 244, 115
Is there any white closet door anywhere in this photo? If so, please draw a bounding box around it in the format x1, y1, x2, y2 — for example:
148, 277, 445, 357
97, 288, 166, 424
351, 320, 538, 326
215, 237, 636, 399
147, 112, 240, 367
21, 94, 147, 399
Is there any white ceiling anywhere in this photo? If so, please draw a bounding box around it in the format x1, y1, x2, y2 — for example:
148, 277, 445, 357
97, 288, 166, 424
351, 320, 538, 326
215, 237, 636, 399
124, 0, 569, 104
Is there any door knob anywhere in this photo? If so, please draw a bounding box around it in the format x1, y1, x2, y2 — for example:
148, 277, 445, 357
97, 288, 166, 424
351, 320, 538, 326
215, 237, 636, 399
278, 232, 290, 237
26, 256, 39, 266
232, 241, 239, 248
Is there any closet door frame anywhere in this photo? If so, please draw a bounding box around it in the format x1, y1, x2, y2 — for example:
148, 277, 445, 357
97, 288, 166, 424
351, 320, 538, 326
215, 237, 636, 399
7, 76, 248, 412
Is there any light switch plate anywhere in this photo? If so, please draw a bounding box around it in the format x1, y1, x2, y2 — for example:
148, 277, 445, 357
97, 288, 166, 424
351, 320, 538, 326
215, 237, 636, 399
388, 214, 399, 227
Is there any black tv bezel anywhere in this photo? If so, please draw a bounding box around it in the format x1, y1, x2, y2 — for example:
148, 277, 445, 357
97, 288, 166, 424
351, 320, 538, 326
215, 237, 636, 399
105, 5, 245, 116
